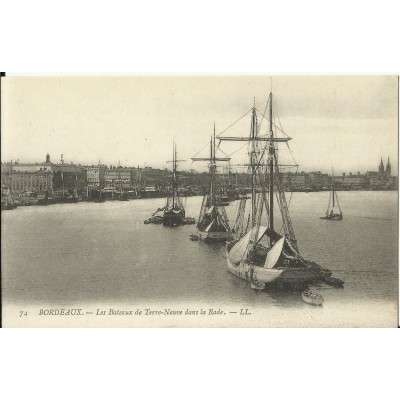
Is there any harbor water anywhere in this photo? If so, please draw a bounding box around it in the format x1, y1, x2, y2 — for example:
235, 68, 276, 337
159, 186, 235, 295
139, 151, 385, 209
1, 191, 398, 327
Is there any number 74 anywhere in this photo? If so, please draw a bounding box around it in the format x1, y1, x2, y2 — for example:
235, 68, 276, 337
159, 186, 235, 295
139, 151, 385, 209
19, 311, 27, 317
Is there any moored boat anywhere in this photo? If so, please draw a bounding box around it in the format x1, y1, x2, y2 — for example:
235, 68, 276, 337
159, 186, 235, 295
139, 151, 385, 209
1, 202, 15, 211
93, 188, 106, 203
1, 191, 17, 210
1, 164, 17, 210
219, 91, 332, 288
191, 125, 231, 242
163, 144, 186, 227
320, 170, 343, 220
144, 143, 191, 227
302, 289, 324, 306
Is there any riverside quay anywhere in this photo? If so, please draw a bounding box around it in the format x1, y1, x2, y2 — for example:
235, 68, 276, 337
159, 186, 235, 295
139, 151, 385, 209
1, 154, 397, 205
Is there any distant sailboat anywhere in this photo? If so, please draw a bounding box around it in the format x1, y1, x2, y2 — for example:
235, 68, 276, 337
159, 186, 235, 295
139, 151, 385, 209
94, 185, 106, 203
65, 173, 79, 203
1, 187, 16, 210
192, 125, 231, 242
1, 163, 17, 211
320, 170, 342, 220
163, 143, 186, 227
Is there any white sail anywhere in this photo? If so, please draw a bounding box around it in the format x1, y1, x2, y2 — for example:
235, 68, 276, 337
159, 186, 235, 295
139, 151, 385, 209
228, 226, 267, 265
264, 237, 285, 269
204, 220, 214, 233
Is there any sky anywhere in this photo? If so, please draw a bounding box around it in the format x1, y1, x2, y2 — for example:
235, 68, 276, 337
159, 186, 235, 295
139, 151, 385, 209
1, 75, 398, 174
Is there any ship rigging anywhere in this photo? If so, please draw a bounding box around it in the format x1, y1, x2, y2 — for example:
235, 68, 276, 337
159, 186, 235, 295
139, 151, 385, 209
218, 92, 332, 289
191, 124, 231, 242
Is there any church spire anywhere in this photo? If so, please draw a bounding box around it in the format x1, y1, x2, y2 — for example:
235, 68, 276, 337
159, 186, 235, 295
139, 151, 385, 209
386, 157, 391, 176
379, 157, 385, 173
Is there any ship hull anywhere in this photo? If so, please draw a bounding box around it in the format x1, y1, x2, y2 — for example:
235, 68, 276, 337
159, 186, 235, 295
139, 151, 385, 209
64, 197, 79, 203
320, 214, 342, 221
198, 230, 230, 242
226, 252, 283, 283
1, 203, 15, 211
163, 210, 185, 227
226, 250, 323, 286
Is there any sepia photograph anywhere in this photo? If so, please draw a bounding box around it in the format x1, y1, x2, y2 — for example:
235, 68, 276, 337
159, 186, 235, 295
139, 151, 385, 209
1, 75, 398, 327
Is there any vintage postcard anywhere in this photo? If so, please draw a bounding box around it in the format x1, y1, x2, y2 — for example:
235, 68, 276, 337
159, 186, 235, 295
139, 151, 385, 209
1, 75, 398, 327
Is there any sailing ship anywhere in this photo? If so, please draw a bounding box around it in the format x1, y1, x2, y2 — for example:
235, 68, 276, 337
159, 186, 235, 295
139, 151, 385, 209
1, 163, 17, 210
1, 187, 16, 210
191, 126, 231, 242
163, 143, 186, 227
57, 171, 79, 203
320, 171, 342, 220
218, 92, 331, 289
93, 186, 106, 203
66, 173, 79, 203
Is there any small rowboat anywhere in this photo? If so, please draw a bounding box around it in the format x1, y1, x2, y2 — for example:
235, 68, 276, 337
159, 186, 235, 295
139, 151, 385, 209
302, 289, 324, 306
251, 280, 265, 291
320, 213, 343, 221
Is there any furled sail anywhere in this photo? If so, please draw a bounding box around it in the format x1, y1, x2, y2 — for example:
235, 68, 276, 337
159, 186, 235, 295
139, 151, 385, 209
228, 226, 268, 264
264, 237, 285, 269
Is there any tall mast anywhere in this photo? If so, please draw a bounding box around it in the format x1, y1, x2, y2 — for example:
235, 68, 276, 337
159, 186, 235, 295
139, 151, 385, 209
209, 135, 213, 202
251, 101, 257, 225
269, 92, 274, 232
62, 170, 64, 197
172, 142, 176, 208
213, 122, 216, 167
213, 123, 217, 203
210, 122, 217, 205
191, 124, 230, 206
9, 161, 12, 191
332, 168, 335, 208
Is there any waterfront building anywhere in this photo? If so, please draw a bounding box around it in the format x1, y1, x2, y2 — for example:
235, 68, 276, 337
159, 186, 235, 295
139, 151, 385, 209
52, 165, 87, 195
104, 166, 131, 189
1, 155, 53, 194
8, 153, 53, 173
282, 172, 311, 191
1, 167, 53, 194
140, 167, 169, 189
308, 171, 330, 190
130, 166, 140, 188
341, 172, 366, 190
87, 166, 100, 189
